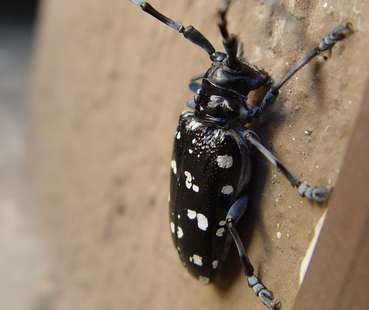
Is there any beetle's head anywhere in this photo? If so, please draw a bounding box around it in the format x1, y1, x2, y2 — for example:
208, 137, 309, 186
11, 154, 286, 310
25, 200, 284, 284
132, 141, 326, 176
207, 47, 269, 98
195, 42, 270, 123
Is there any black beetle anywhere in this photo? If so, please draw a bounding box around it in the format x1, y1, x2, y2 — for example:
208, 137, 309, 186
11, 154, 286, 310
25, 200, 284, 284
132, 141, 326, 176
130, 0, 353, 308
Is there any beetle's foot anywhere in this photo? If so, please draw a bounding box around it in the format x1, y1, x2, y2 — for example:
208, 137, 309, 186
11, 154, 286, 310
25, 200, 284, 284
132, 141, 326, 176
298, 183, 332, 203
248, 276, 281, 309
319, 22, 354, 52
259, 289, 281, 310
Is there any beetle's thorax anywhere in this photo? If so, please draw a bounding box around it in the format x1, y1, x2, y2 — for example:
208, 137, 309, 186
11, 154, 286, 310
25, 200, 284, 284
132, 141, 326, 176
194, 58, 269, 127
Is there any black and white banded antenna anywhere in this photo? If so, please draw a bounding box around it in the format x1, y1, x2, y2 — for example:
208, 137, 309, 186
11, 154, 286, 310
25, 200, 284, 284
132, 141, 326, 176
217, 0, 239, 67
130, 0, 217, 58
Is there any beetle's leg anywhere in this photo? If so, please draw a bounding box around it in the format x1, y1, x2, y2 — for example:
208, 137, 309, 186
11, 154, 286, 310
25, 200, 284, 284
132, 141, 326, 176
242, 130, 331, 203
186, 72, 206, 109
273, 23, 353, 91
130, 1, 216, 57
226, 196, 281, 310
251, 23, 354, 118
188, 72, 205, 94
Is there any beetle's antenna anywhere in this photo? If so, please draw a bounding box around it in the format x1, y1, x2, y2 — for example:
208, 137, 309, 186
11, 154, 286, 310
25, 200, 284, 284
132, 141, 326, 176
130, 0, 216, 57
217, 0, 239, 67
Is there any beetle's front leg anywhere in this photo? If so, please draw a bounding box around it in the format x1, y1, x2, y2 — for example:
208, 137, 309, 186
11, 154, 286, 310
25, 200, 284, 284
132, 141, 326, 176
242, 130, 331, 203
248, 77, 278, 119
188, 72, 205, 94
186, 72, 206, 109
251, 23, 353, 119
226, 196, 281, 309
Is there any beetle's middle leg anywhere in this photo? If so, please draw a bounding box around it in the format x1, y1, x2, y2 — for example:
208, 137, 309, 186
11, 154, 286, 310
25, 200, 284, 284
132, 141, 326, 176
242, 130, 331, 203
226, 195, 281, 310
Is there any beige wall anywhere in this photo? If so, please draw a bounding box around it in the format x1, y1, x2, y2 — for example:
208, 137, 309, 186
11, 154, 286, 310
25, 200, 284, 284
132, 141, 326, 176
30, 1, 368, 309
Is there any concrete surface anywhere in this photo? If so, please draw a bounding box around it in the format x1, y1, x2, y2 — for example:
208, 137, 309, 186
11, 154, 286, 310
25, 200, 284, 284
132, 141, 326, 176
0, 24, 54, 310
30, 1, 368, 310
294, 81, 369, 310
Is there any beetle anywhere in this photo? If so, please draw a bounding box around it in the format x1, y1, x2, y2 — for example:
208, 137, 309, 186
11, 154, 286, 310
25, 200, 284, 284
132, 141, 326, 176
130, 0, 353, 308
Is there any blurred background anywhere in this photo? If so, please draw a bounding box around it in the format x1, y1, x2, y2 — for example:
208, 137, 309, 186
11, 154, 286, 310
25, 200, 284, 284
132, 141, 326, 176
0, 1, 55, 310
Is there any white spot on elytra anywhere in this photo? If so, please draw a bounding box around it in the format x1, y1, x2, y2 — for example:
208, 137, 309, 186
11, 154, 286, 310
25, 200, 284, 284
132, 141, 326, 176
216, 155, 233, 168
212, 260, 219, 269
216, 227, 225, 237
170, 222, 175, 234
221, 185, 234, 195
184, 171, 193, 189
190, 254, 203, 266
219, 220, 226, 226
199, 276, 210, 284
185, 171, 198, 193
197, 213, 208, 231
176, 131, 181, 140
177, 214, 181, 219
187, 209, 197, 220
177, 226, 184, 239
276, 231, 282, 239
192, 138, 197, 144
187, 210, 208, 231
188, 149, 193, 154
171, 160, 177, 174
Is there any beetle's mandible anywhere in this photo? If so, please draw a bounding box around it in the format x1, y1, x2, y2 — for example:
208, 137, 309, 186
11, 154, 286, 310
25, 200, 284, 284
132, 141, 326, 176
130, 0, 353, 308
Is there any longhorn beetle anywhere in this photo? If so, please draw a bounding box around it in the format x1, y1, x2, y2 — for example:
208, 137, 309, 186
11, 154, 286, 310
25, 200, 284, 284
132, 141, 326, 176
130, 0, 353, 308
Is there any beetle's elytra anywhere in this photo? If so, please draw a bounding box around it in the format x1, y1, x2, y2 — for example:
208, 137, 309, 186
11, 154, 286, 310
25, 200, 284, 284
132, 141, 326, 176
131, 0, 353, 308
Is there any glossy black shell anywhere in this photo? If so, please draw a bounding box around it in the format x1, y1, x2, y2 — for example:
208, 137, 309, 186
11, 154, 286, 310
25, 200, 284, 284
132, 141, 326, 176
194, 59, 270, 122
169, 111, 251, 282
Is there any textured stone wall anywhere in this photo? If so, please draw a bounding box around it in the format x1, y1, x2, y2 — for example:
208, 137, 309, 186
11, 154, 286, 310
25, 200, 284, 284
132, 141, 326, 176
30, 1, 368, 309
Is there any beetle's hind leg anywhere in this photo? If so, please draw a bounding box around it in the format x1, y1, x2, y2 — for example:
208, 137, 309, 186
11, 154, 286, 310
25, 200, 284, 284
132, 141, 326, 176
226, 196, 281, 309
243, 130, 331, 203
